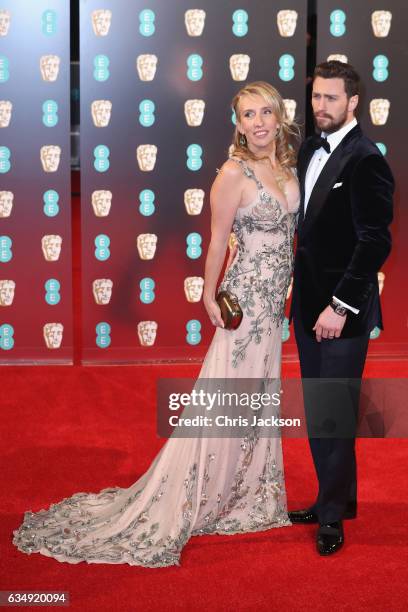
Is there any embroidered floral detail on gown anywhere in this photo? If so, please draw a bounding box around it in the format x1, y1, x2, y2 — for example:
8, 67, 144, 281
12, 160, 299, 568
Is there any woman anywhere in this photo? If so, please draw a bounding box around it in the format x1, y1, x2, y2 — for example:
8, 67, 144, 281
13, 82, 300, 567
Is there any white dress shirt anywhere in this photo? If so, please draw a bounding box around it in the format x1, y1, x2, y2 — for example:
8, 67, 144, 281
304, 118, 359, 314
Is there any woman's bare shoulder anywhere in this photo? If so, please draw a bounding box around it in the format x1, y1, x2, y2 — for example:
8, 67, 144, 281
216, 157, 244, 180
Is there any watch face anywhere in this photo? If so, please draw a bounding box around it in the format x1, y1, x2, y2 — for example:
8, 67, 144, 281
331, 300, 347, 316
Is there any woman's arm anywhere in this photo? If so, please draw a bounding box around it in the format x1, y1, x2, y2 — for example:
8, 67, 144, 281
203, 160, 243, 327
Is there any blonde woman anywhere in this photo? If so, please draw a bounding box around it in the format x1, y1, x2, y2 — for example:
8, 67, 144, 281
13, 82, 300, 568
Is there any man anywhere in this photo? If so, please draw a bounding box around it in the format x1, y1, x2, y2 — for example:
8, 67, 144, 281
289, 61, 394, 555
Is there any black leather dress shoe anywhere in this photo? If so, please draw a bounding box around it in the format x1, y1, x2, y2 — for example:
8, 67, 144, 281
316, 521, 344, 556
288, 509, 318, 524
289, 506, 357, 524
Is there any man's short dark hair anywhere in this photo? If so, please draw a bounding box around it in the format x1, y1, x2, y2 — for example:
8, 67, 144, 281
313, 61, 360, 98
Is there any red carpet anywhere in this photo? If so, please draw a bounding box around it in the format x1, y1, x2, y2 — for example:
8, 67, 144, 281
1, 186, 407, 609
1, 362, 408, 612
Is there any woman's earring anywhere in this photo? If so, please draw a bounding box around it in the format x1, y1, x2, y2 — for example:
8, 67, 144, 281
239, 133, 246, 146
275, 125, 281, 138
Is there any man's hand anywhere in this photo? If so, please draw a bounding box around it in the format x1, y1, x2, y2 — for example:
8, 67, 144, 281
313, 305, 347, 342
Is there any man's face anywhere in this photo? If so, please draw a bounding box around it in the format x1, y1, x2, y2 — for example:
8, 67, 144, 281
312, 76, 358, 134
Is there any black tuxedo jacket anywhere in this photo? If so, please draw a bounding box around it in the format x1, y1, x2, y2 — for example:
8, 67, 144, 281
290, 123, 394, 338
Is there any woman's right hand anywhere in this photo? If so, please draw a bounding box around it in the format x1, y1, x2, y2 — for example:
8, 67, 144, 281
204, 296, 225, 328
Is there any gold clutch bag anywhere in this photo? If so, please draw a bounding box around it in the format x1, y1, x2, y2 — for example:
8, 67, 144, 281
216, 290, 243, 330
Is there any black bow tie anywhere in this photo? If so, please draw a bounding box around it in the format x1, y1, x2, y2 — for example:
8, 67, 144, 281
311, 135, 331, 154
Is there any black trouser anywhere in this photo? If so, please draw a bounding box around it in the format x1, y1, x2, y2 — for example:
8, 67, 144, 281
293, 306, 370, 524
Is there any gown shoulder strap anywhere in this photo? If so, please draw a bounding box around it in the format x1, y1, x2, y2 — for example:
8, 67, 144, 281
228, 156, 263, 190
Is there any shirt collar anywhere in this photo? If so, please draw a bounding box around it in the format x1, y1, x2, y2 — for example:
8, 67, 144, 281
322, 117, 357, 153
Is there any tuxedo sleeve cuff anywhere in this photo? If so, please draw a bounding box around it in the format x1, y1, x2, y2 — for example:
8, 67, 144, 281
332, 296, 360, 315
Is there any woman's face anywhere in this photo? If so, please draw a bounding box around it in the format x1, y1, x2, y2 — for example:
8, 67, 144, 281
237, 94, 280, 154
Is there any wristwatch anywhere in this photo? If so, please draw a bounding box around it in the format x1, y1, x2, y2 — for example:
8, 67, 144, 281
329, 298, 347, 317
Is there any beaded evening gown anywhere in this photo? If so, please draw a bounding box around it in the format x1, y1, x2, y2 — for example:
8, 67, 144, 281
13, 159, 299, 567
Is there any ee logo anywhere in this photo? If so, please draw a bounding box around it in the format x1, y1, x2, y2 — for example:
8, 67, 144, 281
139, 99, 155, 127
0, 56, 10, 83
376, 143, 387, 156
42, 100, 58, 127
45, 279, 61, 305
0, 324, 14, 350
282, 317, 290, 342
330, 10, 346, 37
139, 189, 155, 216
186, 144, 203, 171
94, 55, 110, 81
42, 10, 57, 36
96, 322, 111, 348
43, 190, 60, 217
0, 236, 12, 262
140, 277, 155, 304
231, 110, 237, 125
232, 10, 248, 37
279, 55, 295, 81
370, 326, 381, 340
186, 232, 202, 259
94, 145, 110, 172
139, 9, 155, 36
186, 319, 201, 345
187, 54, 203, 81
373, 55, 389, 82
95, 234, 110, 261
0, 146, 11, 173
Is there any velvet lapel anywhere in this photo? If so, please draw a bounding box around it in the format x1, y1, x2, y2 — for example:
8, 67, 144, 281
299, 124, 362, 242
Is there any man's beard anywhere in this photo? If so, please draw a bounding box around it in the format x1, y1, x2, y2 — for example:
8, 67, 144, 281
313, 108, 348, 134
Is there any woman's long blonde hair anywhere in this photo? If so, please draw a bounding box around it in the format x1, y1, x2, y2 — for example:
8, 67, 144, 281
231, 81, 300, 169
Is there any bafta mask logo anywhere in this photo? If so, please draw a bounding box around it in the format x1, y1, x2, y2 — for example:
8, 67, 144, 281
229, 54, 250, 81
184, 188, 204, 215
41, 145, 61, 172
137, 144, 157, 171
0, 191, 13, 217
0, 279, 15, 306
327, 54, 348, 64
93, 278, 113, 305
371, 11, 392, 38
378, 271, 385, 295
283, 99, 296, 122
42, 234, 62, 262
137, 320, 158, 347
136, 54, 158, 81
40, 55, 61, 82
184, 99, 205, 126
43, 322, 63, 349
0, 100, 12, 127
184, 9, 206, 36
92, 9, 112, 37
369, 99, 390, 126
137, 233, 157, 260
0, 9, 11, 37
184, 276, 204, 303
277, 10, 298, 37
91, 100, 112, 127
91, 190, 112, 217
